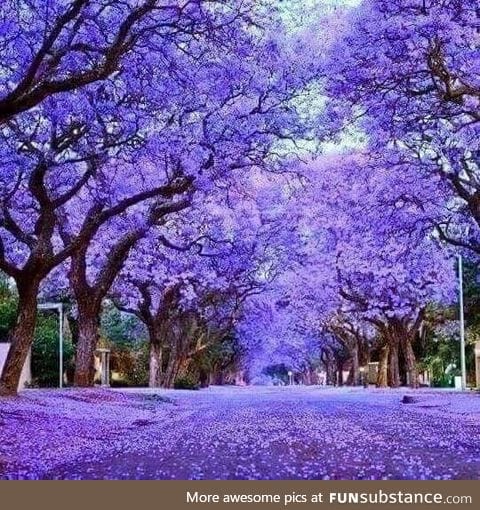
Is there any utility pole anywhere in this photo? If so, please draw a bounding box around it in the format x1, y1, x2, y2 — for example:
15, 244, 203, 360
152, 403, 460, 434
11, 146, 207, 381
458, 255, 467, 390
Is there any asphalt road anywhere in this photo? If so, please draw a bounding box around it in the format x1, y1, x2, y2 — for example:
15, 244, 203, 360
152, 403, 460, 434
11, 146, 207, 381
29, 386, 480, 480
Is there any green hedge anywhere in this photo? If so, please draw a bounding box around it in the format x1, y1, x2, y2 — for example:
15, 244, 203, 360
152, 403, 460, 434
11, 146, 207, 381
31, 315, 74, 387
174, 374, 200, 390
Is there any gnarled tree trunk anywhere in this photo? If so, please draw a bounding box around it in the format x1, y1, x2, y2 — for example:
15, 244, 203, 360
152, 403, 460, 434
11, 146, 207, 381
336, 360, 344, 386
149, 341, 163, 388
162, 341, 178, 388
351, 344, 360, 386
387, 335, 401, 388
0, 279, 40, 396
67, 226, 156, 387
74, 302, 101, 387
322, 349, 336, 385
402, 336, 419, 388
376, 343, 389, 388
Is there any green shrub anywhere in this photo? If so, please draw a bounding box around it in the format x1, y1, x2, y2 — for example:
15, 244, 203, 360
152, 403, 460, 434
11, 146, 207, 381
101, 305, 143, 347
101, 304, 149, 387
31, 314, 74, 387
174, 375, 199, 390
431, 374, 453, 388
0, 274, 17, 342
110, 341, 149, 387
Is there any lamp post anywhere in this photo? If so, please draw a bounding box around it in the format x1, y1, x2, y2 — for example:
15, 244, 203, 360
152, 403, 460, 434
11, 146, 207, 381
288, 370, 293, 386
458, 255, 467, 390
38, 302, 64, 388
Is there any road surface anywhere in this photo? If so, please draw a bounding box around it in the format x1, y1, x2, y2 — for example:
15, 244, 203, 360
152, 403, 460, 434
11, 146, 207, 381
1, 386, 479, 479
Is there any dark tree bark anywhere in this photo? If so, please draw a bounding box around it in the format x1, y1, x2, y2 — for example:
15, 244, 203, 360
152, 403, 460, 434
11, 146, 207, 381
336, 359, 344, 386
162, 341, 178, 389
69, 234, 143, 387
389, 317, 422, 389
402, 335, 419, 388
376, 342, 389, 388
0, 278, 40, 396
114, 283, 187, 389
66, 309, 79, 347
199, 368, 210, 388
326, 317, 368, 387
74, 301, 101, 386
387, 334, 401, 388
350, 344, 360, 386
370, 314, 423, 389
322, 349, 336, 385
148, 340, 163, 388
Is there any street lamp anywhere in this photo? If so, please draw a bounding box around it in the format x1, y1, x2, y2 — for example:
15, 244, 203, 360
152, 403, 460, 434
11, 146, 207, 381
458, 255, 467, 390
287, 370, 293, 386
38, 302, 64, 388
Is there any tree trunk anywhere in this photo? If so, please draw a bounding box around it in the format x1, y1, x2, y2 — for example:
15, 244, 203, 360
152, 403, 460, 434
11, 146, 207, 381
337, 360, 344, 386
359, 338, 370, 367
148, 341, 162, 388
174, 355, 188, 381
214, 371, 224, 385
376, 343, 389, 388
0, 280, 40, 396
162, 345, 177, 388
387, 336, 401, 388
66, 310, 79, 347
234, 370, 245, 386
402, 336, 419, 388
74, 303, 101, 387
351, 345, 360, 385
199, 368, 209, 388
305, 367, 316, 386
70, 230, 148, 387
323, 350, 336, 385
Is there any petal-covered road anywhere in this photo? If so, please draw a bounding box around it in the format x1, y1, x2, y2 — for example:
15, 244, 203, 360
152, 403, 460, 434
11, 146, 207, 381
1, 386, 479, 480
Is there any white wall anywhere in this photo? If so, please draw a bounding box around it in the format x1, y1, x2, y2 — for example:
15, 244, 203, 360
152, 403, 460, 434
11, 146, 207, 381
0, 343, 31, 390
